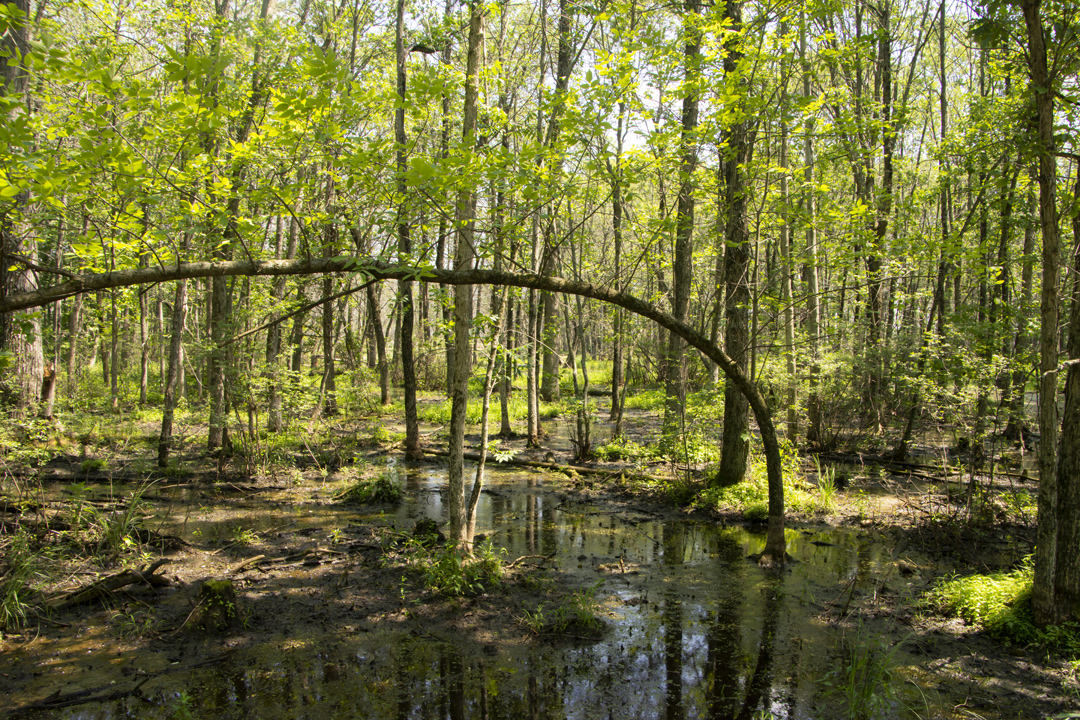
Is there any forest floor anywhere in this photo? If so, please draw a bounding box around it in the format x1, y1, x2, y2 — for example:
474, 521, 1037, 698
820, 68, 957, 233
0, 397, 1077, 719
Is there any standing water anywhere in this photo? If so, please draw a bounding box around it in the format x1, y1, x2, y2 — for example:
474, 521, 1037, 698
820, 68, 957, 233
11, 463, 935, 719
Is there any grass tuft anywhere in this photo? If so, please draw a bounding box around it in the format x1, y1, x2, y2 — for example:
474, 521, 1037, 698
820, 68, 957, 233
821, 621, 905, 719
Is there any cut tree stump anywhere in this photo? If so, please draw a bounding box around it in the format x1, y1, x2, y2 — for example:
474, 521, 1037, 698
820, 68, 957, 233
193, 579, 240, 631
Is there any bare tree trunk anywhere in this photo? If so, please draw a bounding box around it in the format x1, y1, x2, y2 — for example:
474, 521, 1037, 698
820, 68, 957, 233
499, 293, 514, 436
779, 24, 797, 440
447, 1, 484, 548
267, 216, 297, 432
289, 284, 306, 375
715, 0, 752, 489
110, 287, 119, 410
159, 233, 191, 467
321, 222, 338, 417
663, 0, 701, 434
66, 291, 82, 398
1023, 0, 1062, 627
1005, 184, 1037, 440
207, 272, 231, 451
139, 245, 150, 406
366, 283, 390, 405
438, 0, 455, 398
395, 0, 421, 458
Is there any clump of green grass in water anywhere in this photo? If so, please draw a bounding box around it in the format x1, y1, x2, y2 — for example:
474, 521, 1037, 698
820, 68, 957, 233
813, 456, 840, 513
821, 621, 905, 720
100, 484, 152, 559
522, 580, 606, 637
335, 472, 402, 505
925, 556, 1080, 657
420, 540, 504, 597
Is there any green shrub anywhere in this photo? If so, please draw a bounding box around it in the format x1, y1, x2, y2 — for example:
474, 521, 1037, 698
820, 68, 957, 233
80, 458, 108, 473
743, 502, 769, 522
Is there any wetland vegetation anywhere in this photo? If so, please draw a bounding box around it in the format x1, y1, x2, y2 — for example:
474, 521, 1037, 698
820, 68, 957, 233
4, 0, 1080, 716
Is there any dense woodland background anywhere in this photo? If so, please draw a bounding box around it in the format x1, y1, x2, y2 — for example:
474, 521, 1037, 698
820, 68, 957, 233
2, 0, 1080, 620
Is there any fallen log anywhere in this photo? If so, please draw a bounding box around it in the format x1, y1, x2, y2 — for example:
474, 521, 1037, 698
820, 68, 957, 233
814, 452, 1032, 482
50, 559, 171, 611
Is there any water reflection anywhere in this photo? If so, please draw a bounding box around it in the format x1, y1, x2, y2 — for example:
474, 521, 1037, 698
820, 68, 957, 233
34, 467, 900, 720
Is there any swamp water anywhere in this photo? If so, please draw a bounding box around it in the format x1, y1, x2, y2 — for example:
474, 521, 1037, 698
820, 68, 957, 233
11, 464, 939, 720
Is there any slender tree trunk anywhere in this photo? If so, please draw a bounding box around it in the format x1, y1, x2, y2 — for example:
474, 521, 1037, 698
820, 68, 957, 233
779, 26, 797, 440
267, 216, 297, 432
499, 292, 514, 437
538, 0, 574, 405
1023, 0, 1062, 627
609, 103, 626, 421
715, 0, 752, 488
447, 1, 484, 548
993, 162, 1019, 430
208, 271, 232, 451
395, 0, 421, 457
66, 292, 82, 398
709, 156, 726, 389
867, 7, 894, 411
1006, 185, 1037, 440
159, 232, 191, 467
366, 283, 390, 405
290, 284, 306, 375
110, 285, 119, 411
663, 0, 701, 434
322, 221, 338, 417
438, 0, 455, 397
139, 247, 150, 406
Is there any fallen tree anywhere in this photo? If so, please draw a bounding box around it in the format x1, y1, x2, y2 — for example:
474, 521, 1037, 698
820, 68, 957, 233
0, 257, 789, 563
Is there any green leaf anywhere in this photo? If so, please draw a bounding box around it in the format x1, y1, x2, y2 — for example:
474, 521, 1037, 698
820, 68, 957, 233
406, 157, 437, 186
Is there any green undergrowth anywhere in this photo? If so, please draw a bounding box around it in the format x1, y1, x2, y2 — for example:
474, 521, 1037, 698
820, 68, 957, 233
623, 388, 665, 411
0, 482, 156, 635
648, 440, 838, 518
925, 557, 1080, 658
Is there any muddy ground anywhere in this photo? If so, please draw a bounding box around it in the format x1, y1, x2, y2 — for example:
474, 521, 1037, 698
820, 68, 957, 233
1, 404, 1077, 719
